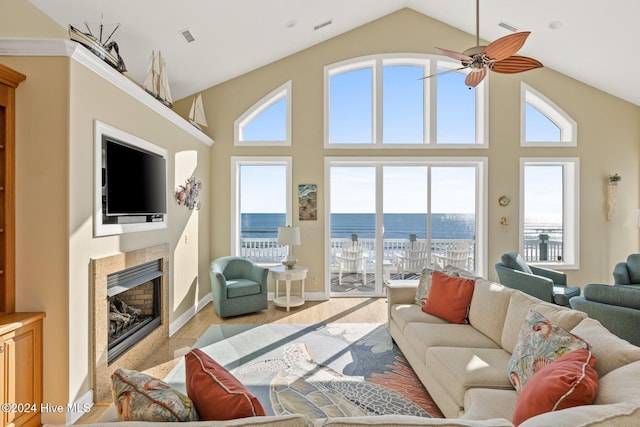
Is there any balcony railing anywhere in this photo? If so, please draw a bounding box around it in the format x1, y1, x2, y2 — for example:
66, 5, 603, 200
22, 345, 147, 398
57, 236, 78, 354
241, 237, 476, 273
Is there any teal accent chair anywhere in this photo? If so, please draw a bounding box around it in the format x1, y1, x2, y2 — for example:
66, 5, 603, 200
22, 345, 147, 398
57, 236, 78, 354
494, 252, 580, 306
570, 284, 640, 346
612, 254, 640, 286
210, 256, 268, 318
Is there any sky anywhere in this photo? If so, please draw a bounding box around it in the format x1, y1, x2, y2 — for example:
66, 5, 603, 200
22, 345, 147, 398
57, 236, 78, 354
239, 61, 564, 224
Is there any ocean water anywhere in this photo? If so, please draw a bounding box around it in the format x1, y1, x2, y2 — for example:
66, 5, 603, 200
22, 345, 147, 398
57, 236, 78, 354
241, 213, 476, 239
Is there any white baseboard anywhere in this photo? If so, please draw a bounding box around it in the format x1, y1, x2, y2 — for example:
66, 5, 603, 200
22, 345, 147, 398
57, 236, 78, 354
169, 292, 213, 336
65, 389, 94, 424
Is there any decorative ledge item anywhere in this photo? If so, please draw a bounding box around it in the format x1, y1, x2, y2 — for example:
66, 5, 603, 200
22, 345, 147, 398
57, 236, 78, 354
68, 22, 127, 72
606, 174, 621, 220
176, 176, 202, 210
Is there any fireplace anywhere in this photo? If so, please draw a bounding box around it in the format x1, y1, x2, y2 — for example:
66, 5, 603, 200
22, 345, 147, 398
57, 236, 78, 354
92, 244, 170, 403
107, 260, 163, 363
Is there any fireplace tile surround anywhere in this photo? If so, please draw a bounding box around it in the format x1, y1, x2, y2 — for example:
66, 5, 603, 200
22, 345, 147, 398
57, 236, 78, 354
92, 244, 170, 403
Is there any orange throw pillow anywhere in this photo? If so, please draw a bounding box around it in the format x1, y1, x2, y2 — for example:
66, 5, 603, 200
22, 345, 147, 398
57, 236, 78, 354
512, 348, 598, 426
421, 270, 475, 324
185, 348, 266, 420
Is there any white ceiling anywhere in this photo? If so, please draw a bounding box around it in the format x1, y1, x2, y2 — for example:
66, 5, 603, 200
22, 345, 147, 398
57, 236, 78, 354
28, 0, 640, 106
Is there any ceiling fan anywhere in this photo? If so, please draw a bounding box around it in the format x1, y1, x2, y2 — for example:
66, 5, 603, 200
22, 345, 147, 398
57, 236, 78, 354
425, 0, 543, 87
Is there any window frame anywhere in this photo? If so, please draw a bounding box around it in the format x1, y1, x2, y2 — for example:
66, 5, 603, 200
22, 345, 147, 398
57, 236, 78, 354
520, 83, 577, 147
234, 81, 292, 146
323, 156, 489, 295
519, 157, 580, 269
324, 54, 488, 149
230, 156, 293, 259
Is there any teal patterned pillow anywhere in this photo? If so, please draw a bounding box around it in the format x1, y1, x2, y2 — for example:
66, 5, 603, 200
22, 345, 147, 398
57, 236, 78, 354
111, 368, 199, 421
508, 310, 589, 393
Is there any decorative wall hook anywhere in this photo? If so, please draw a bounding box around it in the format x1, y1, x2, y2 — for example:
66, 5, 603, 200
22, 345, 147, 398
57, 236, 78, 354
175, 176, 202, 210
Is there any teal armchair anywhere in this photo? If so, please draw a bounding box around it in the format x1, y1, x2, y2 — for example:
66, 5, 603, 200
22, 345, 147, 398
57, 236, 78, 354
494, 252, 580, 306
570, 284, 640, 346
612, 254, 640, 286
210, 256, 268, 318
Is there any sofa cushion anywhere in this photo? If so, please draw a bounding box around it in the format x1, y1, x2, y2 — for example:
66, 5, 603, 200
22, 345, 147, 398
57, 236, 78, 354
468, 279, 514, 345
462, 388, 518, 422
391, 303, 450, 333
512, 349, 598, 426
321, 414, 515, 426
627, 254, 640, 284
501, 253, 532, 275
185, 349, 266, 420
501, 291, 587, 353
595, 360, 640, 406
571, 317, 640, 377
404, 322, 501, 363
507, 311, 589, 393
422, 270, 475, 324
427, 347, 514, 408
226, 279, 261, 298
111, 368, 199, 422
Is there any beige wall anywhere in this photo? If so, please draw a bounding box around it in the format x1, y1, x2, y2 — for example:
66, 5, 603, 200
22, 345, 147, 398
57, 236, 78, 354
192, 8, 640, 291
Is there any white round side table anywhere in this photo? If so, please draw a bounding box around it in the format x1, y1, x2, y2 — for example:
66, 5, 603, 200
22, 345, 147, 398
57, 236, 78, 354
270, 265, 308, 312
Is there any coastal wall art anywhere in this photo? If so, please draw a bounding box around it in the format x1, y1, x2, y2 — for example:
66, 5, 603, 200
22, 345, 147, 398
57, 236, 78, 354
298, 184, 317, 221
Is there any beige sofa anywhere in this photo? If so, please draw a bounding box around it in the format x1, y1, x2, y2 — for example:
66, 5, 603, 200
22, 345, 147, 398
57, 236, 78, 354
387, 276, 640, 426
73, 275, 640, 427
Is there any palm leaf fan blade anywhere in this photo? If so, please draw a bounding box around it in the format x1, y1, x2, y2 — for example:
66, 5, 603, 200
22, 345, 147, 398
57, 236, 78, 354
435, 47, 473, 62
491, 56, 543, 74
465, 68, 487, 87
483, 32, 531, 61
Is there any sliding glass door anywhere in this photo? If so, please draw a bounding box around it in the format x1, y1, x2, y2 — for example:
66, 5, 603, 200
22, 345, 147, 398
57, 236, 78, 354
326, 158, 486, 297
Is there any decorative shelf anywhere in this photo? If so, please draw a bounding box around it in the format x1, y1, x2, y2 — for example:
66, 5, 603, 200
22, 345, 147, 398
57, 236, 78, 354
0, 37, 214, 147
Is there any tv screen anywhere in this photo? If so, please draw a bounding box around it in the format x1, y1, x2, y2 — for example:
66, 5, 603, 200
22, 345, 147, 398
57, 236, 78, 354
104, 137, 167, 216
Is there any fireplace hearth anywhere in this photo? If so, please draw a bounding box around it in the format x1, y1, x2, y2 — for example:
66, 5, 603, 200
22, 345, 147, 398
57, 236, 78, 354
92, 244, 170, 403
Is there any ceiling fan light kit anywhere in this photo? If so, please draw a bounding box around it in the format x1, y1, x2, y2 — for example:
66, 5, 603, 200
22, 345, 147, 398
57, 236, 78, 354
428, 0, 543, 87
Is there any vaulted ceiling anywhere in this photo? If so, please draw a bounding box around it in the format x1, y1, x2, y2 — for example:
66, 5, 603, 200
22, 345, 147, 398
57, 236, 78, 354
28, 0, 640, 106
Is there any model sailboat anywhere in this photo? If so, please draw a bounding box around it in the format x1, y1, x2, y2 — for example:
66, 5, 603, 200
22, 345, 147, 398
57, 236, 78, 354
188, 94, 208, 129
143, 51, 173, 108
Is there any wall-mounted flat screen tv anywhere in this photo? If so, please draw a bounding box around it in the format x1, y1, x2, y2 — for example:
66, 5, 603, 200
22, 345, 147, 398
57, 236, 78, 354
103, 136, 167, 216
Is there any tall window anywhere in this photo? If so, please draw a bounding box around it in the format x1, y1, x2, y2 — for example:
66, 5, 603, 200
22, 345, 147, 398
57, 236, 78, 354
521, 83, 577, 147
234, 81, 292, 146
230, 157, 292, 263
326, 157, 487, 296
520, 158, 579, 268
324, 54, 488, 148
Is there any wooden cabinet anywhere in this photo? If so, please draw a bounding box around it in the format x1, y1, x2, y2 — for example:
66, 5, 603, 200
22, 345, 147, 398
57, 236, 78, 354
0, 64, 25, 315
0, 64, 45, 427
0, 313, 44, 427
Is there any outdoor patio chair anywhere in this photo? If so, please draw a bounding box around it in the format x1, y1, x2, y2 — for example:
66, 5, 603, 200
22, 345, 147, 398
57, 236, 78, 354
395, 240, 430, 279
335, 241, 367, 285
432, 240, 472, 270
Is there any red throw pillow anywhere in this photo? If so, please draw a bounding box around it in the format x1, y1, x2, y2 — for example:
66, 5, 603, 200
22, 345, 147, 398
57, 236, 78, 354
512, 348, 598, 426
185, 349, 266, 420
421, 270, 475, 324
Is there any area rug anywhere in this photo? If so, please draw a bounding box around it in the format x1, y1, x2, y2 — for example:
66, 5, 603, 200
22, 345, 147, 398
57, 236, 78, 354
164, 323, 443, 419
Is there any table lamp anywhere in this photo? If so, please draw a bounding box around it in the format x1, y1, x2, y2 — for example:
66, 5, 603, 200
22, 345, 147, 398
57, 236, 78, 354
278, 225, 301, 269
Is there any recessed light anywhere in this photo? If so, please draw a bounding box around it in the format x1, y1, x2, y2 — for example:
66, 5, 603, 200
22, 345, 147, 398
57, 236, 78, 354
549, 20, 563, 30
285, 19, 297, 29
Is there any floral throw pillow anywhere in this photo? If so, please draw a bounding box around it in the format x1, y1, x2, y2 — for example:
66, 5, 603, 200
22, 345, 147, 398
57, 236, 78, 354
111, 368, 199, 422
414, 268, 434, 305
507, 310, 590, 393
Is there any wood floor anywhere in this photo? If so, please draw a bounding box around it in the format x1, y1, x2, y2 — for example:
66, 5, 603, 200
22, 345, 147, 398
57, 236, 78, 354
77, 297, 388, 424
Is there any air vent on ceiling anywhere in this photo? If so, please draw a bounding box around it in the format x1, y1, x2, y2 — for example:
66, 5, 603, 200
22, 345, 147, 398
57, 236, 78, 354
498, 21, 519, 32
314, 19, 333, 31
180, 29, 195, 43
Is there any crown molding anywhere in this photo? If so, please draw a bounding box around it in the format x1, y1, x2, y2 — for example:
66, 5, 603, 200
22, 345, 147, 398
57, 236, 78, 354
0, 38, 214, 146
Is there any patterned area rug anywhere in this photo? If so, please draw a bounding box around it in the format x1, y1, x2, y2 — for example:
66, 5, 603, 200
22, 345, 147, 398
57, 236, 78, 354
164, 323, 443, 419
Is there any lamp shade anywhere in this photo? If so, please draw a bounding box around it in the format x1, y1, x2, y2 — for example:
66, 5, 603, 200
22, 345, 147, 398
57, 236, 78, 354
278, 226, 301, 246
